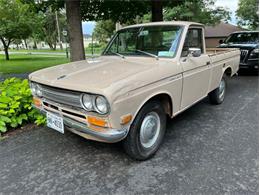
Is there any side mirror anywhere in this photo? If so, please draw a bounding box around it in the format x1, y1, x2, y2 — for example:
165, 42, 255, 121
219, 39, 224, 44
188, 48, 201, 57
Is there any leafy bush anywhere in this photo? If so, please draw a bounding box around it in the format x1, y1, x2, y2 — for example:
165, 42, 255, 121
0, 78, 46, 134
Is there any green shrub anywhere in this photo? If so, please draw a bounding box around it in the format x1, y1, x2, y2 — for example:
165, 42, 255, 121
0, 78, 46, 134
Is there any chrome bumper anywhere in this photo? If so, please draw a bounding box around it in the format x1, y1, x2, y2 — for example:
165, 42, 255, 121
34, 106, 128, 143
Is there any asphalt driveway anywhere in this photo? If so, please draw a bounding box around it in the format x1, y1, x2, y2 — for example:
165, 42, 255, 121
0, 74, 258, 194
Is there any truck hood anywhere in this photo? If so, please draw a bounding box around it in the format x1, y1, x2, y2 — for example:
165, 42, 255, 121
29, 56, 161, 98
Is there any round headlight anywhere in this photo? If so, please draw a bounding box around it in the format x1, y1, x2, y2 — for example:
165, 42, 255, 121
95, 96, 109, 114
36, 84, 42, 97
81, 94, 93, 110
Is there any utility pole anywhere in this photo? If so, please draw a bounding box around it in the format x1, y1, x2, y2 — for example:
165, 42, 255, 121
55, 11, 63, 50
63, 30, 69, 59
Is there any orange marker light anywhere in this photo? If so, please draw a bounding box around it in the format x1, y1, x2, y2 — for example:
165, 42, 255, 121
33, 97, 42, 107
87, 116, 107, 127
120, 114, 132, 125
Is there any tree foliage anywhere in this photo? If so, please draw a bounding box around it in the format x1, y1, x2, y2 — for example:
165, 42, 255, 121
0, 0, 34, 60
80, 1, 150, 23
164, 0, 231, 25
41, 9, 66, 50
22, 0, 67, 50
93, 20, 115, 44
236, 0, 259, 30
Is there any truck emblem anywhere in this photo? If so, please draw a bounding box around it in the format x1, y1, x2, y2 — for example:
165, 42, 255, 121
57, 75, 66, 80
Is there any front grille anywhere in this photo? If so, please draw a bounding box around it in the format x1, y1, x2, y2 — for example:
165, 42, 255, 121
41, 85, 82, 108
240, 49, 249, 62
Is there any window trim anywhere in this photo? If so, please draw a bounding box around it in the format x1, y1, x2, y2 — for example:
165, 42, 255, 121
180, 26, 205, 57
103, 25, 184, 58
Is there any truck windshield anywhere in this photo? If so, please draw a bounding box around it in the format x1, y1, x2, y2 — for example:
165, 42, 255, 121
225, 32, 259, 44
104, 25, 183, 58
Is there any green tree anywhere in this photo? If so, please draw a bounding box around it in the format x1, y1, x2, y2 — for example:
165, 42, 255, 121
0, 0, 34, 60
93, 20, 115, 44
30, 13, 45, 49
164, 0, 231, 25
236, 0, 259, 30
40, 9, 66, 50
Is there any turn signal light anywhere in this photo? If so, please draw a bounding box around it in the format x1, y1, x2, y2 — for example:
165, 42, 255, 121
87, 116, 107, 127
33, 97, 42, 107
120, 114, 132, 125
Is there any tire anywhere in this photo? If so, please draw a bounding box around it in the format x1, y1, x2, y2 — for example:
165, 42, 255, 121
123, 101, 166, 160
208, 76, 227, 105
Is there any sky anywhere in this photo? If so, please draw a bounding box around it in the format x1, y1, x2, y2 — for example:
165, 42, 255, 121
82, 0, 239, 35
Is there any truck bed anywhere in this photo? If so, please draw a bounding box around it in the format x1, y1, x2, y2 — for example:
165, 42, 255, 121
206, 48, 239, 56
206, 47, 240, 78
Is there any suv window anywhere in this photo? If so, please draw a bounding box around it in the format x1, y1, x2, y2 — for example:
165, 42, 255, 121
225, 32, 259, 44
182, 28, 203, 57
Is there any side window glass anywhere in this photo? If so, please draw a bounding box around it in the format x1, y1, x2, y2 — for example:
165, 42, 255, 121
182, 28, 203, 57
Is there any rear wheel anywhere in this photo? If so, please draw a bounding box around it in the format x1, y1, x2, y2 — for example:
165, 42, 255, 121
123, 101, 166, 160
208, 76, 226, 105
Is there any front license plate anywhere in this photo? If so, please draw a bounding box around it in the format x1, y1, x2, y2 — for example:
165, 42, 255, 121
47, 112, 64, 134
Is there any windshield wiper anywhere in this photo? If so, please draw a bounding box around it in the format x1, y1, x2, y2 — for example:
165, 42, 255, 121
110, 51, 125, 59
136, 50, 159, 60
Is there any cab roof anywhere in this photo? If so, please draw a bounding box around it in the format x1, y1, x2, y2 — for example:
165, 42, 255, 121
120, 21, 204, 31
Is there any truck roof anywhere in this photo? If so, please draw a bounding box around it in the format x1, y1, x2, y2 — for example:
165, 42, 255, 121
120, 21, 204, 30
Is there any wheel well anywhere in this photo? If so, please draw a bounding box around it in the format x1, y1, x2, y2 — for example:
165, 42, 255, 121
147, 94, 173, 117
224, 67, 232, 76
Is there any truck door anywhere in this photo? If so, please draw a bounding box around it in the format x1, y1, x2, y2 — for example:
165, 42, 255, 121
180, 27, 211, 109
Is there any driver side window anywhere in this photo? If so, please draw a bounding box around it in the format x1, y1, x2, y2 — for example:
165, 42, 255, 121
181, 28, 203, 57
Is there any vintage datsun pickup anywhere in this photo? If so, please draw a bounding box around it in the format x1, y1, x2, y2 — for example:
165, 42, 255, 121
29, 21, 240, 160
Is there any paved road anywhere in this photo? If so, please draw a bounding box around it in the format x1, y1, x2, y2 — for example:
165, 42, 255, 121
0, 73, 30, 82
0, 74, 258, 194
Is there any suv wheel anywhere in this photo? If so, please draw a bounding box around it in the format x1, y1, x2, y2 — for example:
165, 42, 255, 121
123, 101, 166, 160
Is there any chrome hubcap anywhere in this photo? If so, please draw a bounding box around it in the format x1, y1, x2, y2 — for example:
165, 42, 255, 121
140, 112, 161, 148
219, 79, 225, 100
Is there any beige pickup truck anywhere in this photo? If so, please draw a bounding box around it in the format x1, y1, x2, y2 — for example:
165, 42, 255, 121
29, 21, 240, 160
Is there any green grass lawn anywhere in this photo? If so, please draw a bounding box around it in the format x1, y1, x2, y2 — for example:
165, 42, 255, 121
85, 47, 104, 55
0, 54, 69, 74
9, 47, 104, 55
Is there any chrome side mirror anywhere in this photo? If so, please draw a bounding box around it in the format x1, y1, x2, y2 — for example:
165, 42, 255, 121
188, 48, 201, 57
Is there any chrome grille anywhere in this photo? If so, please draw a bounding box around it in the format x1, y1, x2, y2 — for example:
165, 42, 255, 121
41, 85, 82, 108
240, 49, 248, 62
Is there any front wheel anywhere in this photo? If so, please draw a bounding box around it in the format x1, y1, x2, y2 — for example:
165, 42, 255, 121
123, 101, 166, 160
208, 76, 227, 105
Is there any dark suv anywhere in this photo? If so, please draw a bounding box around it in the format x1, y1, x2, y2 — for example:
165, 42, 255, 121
218, 31, 259, 71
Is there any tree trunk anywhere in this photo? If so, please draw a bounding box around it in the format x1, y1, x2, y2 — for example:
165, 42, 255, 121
53, 42, 56, 50
0, 37, 10, 60
65, 0, 85, 61
24, 39, 28, 49
4, 46, 9, 60
33, 40, 38, 49
151, 0, 163, 22
47, 42, 54, 50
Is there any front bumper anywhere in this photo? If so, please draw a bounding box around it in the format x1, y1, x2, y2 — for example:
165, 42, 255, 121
34, 105, 128, 143
240, 59, 259, 69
